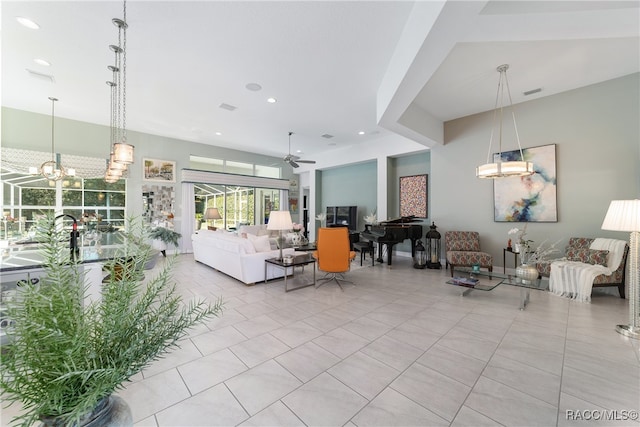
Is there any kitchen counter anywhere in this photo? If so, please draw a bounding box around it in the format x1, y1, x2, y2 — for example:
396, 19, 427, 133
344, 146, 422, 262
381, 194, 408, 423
0, 232, 126, 272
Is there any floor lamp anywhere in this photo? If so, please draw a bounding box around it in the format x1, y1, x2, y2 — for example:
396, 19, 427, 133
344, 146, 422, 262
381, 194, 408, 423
204, 207, 222, 230
267, 210, 293, 261
602, 199, 640, 339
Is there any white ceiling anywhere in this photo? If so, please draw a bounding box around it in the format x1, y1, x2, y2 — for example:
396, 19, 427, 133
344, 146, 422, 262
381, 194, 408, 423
2, 1, 639, 162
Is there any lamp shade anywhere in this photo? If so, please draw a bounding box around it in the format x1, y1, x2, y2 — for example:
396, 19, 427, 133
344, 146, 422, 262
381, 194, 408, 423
267, 210, 293, 231
113, 141, 135, 164
203, 207, 222, 220
601, 200, 640, 232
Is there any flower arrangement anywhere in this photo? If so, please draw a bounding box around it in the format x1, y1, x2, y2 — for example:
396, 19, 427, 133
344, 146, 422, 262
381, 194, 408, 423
81, 212, 103, 231
363, 211, 377, 225
315, 212, 326, 228
508, 224, 534, 252
292, 223, 304, 233
521, 239, 562, 265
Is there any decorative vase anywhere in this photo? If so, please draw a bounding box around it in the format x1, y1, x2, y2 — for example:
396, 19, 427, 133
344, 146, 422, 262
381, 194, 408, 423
40, 395, 132, 427
516, 263, 538, 285
291, 233, 303, 247
513, 243, 521, 253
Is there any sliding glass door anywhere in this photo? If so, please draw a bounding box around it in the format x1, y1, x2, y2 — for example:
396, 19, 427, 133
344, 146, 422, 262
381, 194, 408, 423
194, 184, 280, 231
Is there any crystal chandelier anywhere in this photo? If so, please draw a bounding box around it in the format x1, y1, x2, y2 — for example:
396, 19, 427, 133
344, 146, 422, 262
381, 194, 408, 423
476, 64, 534, 179
29, 97, 76, 181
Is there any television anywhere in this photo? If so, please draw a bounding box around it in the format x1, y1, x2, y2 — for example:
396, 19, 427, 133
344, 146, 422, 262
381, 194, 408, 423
326, 206, 358, 231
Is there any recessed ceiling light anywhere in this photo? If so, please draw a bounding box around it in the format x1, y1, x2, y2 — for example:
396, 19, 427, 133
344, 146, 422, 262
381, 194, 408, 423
215, 132, 222, 136
16, 16, 40, 29
34, 58, 51, 66
358, 131, 365, 135
524, 88, 542, 96
267, 97, 277, 104
245, 83, 262, 91
219, 103, 237, 111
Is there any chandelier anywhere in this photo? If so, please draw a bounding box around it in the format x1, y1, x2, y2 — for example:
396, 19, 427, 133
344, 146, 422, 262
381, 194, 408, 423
105, 0, 134, 182
476, 64, 534, 179
29, 97, 76, 181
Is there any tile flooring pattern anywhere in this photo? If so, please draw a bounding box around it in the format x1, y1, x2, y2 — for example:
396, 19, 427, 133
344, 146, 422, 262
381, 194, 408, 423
2, 254, 639, 426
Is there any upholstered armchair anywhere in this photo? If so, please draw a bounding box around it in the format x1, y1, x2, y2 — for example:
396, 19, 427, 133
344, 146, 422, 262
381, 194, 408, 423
312, 227, 357, 290
445, 231, 493, 277
536, 237, 629, 298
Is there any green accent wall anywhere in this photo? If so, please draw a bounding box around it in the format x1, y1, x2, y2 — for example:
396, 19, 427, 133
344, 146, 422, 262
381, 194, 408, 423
318, 161, 377, 231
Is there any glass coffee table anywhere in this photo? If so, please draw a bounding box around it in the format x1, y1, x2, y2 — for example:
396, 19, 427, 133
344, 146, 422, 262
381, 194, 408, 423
265, 253, 316, 292
448, 267, 549, 310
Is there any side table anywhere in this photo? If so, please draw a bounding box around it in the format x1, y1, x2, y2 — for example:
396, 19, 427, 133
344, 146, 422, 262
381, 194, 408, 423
265, 253, 316, 292
503, 248, 520, 273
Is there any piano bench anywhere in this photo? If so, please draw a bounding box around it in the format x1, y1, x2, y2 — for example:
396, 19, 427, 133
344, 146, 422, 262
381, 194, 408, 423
353, 241, 375, 266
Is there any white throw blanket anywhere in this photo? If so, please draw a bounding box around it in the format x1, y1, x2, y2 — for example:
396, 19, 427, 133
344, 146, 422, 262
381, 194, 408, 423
549, 238, 626, 302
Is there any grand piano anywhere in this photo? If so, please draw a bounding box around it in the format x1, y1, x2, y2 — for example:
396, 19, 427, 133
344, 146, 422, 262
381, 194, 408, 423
360, 216, 423, 266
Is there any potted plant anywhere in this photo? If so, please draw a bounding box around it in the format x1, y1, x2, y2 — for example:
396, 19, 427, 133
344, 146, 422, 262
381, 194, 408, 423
0, 216, 223, 426
148, 226, 182, 256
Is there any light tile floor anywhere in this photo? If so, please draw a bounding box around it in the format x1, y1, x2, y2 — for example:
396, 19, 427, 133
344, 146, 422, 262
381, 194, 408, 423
2, 254, 639, 427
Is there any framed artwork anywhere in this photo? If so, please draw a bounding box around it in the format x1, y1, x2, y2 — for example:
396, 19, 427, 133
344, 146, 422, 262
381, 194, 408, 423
399, 174, 428, 217
289, 197, 298, 214
143, 158, 176, 182
493, 144, 557, 222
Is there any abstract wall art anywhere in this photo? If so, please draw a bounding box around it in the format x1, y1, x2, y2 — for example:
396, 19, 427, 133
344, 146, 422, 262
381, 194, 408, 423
400, 174, 428, 218
493, 144, 557, 222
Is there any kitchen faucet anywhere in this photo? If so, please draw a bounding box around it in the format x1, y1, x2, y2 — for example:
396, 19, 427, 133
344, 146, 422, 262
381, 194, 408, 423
54, 214, 79, 259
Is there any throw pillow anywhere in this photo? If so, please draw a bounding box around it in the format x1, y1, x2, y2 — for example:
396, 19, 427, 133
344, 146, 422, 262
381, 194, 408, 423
247, 234, 272, 252
567, 248, 609, 266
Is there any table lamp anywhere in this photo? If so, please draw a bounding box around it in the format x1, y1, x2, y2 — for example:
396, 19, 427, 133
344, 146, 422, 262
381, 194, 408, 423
267, 210, 293, 261
203, 207, 222, 230
601, 199, 640, 339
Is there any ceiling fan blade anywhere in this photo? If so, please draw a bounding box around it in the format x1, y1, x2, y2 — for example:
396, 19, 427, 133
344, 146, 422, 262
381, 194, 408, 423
289, 160, 300, 168
296, 159, 316, 164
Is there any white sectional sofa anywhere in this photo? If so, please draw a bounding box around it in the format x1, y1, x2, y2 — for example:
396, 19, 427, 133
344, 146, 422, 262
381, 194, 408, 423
192, 229, 295, 285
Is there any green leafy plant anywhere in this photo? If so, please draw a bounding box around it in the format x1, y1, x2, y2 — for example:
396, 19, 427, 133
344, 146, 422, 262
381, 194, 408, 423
148, 226, 181, 247
0, 216, 223, 426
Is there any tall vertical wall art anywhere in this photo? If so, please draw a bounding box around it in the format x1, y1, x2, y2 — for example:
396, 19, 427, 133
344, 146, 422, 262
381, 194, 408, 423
400, 174, 428, 218
494, 144, 557, 222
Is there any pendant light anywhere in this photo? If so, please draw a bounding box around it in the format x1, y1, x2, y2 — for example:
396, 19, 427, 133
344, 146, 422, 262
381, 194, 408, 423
476, 64, 534, 179
111, 0, 134, 165
105, 76, 125, 183
31, 97, 76, 181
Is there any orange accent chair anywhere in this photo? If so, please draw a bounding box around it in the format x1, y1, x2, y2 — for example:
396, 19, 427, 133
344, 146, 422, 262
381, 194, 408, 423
313, 227, 357, 290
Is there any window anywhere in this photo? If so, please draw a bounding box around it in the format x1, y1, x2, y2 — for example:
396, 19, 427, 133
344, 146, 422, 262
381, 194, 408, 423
189, 155, 282, 178
1, 172, 126, 239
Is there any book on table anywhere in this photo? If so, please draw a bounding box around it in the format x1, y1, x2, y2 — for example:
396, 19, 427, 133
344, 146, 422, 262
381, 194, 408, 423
450, 276, 479, 287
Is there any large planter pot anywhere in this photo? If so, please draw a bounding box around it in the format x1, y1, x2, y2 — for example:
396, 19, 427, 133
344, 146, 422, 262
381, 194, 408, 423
40, 395, 132, 427
516, 263, 538, 285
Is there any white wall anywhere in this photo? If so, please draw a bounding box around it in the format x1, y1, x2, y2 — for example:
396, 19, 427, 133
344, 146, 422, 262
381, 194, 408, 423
431, 73, 640, 267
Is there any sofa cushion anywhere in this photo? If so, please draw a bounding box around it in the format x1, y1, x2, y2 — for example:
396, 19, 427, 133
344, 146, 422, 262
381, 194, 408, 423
446, 251, 492, 267
247, 234, 272, 252
566, 248, 609, 266
565, 237, 594, 255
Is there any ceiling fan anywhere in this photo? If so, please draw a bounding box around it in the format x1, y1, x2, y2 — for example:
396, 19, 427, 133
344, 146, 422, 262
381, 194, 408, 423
283, 132, 316, 168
